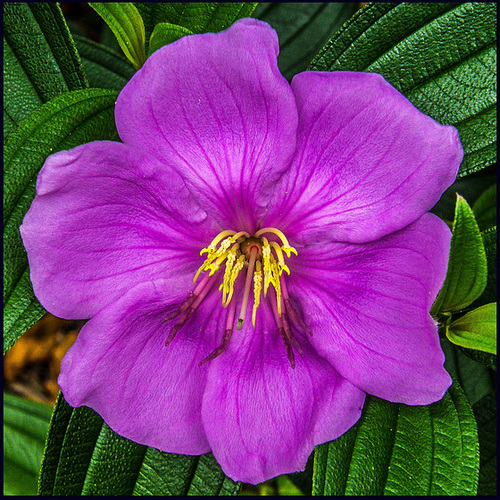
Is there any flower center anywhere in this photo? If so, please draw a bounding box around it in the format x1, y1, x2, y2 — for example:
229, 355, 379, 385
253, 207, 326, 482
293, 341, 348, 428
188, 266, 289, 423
164, 227, 310, 368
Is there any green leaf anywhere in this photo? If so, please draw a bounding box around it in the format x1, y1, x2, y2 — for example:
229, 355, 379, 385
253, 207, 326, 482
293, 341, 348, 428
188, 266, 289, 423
476, 226, 497, 308
253, 2, 358, 81
39, 394, 240, 495
441, 338, 495, 405
89, 2, 146, 70
134, 2, 257, 43
3, 2, 87, 141
310, 2, 497, 178
431, 195, 487, 315
73, 35, 135, 91
312, 382, 479, 495
447, 302, 496, 354
3, 393, 53, 496
148, 22, 194, 55
473, 392, 497, 496
473, 183, 497, 231
3, 88, 119, 354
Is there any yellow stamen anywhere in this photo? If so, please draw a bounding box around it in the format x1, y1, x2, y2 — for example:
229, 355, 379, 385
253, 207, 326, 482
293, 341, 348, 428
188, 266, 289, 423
252, 261, 262, 327
269, 241, 290, 275
224, 255, 245, 306
200, 229, 236, 256
261, 237, 273, 296
254, 227, 298, 258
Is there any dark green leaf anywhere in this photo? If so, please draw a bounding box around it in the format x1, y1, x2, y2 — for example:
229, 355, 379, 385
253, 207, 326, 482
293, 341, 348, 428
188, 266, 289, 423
148, 22, 194, 55
89, 3, 146, 70
473, 392, 497, 496
431, 195, 487, 315
134, 2, 257, 44
3, 393, 53, 496
447, 302, 496, 354
39, 394, 240, 495
73, 35, 136, 91
310, 2, 497, 178
441, 338, 495, 405
474, 226, 497, 310
3, 88, 119, 354
3, 2, 87, 141
473, 184, 497, 231
312, 382, 479, 495
253, 3, 358, 81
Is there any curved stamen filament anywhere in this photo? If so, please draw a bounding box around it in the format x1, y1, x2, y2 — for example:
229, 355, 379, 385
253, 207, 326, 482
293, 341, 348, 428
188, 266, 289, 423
200, 229, 236, 255
254, 227, 298, 258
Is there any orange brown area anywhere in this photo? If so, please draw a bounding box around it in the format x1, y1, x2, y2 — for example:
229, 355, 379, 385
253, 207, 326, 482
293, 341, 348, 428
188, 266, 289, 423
4, 314, 84, 406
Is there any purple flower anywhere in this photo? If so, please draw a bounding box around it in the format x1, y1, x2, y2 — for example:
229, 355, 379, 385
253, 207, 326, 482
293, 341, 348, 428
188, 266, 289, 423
20, 19, 462, 484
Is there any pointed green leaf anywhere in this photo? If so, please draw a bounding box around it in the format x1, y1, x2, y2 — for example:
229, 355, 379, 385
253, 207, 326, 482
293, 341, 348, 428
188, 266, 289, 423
73, 35, 135, 91
148, 23, 194, 55
3, 2, 87, 141
473, 184, 497, 231
39, 394, 240, 495
312, 382, 479, 495
310, 2, 497, 178
431, 195, 487, 315
89, 3, 146, 70
447, 302, 496, 354
3, 88, 119, 354
3, 393, 53, 496
473, 392, 497, 496
134, 2, 257, 44
252, 2, 358, 81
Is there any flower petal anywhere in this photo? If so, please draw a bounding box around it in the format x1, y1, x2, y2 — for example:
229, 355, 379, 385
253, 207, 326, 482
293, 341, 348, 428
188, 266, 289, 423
263, 71, 462, 244
201, 299, 365, 484
58, 278, 229, 455
20, 141, 216, 319
115, 18, 298, 233
289, 213, 452, 405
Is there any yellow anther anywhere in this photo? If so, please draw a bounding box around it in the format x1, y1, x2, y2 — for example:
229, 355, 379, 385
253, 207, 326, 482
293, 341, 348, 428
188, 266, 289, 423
224, 255, 245, 306
281, 244, 298, 258
252, 261, 262, 327
261, 238, 273, 296
220, 249, 237, 304
269, 241, 290, 276
201, 230, 236, 255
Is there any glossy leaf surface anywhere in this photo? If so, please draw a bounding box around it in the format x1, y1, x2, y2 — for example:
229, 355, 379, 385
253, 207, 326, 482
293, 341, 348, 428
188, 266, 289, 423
3, 393, 53, 496
3, 89, 118, 354
312, 382, 479, 495
431, 196, 487, 315
3, 2, 87, 141
448, 302, 496, 354
310, 2, 497, 179
39, 394, 240, 496
89, 2, 146, 70
73, 35, 135, 91
134, 2, 257, 43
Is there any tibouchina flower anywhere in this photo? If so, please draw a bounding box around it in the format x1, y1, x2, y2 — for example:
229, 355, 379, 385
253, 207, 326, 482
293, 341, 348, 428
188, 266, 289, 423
21, 18, 463, 484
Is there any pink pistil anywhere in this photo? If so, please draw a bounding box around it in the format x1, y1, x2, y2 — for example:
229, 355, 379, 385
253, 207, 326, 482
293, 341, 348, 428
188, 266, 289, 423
236, 246, 258, 330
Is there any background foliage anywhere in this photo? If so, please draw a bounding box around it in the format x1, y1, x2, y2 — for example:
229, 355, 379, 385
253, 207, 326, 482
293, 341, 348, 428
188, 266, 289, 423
3, 2, 496, 496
